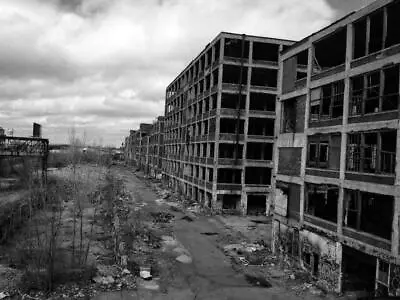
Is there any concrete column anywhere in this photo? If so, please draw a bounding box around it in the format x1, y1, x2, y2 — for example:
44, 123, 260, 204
298, 46, 313, 223
212, 37, 225, 209
391, 194, 400, 255
271, 44, 285, 216
338, 23, 353, 237
241, 40, 253, 215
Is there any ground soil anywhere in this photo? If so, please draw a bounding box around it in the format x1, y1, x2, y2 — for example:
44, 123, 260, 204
0, 165, 350, 299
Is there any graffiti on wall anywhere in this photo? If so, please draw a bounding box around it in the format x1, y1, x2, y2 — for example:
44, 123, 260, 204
302, 236, 339, 292
390, 264, 400, 296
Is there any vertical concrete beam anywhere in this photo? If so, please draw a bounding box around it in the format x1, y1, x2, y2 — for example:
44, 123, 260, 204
391, 194, 400, 255
212, 36, 225, 209
271, 44, 285, 216
298, 46, 313, 223
241, 39, 253, 215
338, 24, 353, 238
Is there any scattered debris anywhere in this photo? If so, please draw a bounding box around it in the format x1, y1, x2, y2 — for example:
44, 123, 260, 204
0, 292, 9, 299
251, 219, 270, 224
244, 274, 272, 288
139, 279, 159, 290
139, 267, 152, 280
151, 212, 174, 223
181, 215, 193, 222
93, 275, 115, 285
176, 254, 192, 264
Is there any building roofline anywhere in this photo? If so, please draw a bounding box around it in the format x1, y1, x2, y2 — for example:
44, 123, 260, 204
281, 0, 393, 56
166, 31, 297, 91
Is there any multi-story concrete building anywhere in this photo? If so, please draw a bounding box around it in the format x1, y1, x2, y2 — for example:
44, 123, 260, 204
272, 0, 400, 296
163, 32, 295, 215
148, 116, 164, 178
123, 123, 152, 169
124, 130, 137, 164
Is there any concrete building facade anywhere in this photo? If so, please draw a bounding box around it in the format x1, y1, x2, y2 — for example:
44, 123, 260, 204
148, 116, 165, 178
163, 32, 294, 214
272, 0, 400, 296
123, 123, 152, 169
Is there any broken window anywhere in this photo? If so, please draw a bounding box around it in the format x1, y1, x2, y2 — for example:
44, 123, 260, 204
344, 190, 393, 240
306, 183, 338, 223
353, 18, 367, 59
246, 142, 273, 160
219, 143, 243, 159
310, 80, 344, 122
350, 65, 399, 116
222, 65, 248, 85
214, 40, 220, 62
220, 118, 244, 134
245, 167, 271, 185
248, 118, 274, 136
365, 71, 380, 114
296, 50, 308, 80
313, 27, 346, 73
251, 68, 277, 87
217, 168, 241, 184
221, 194, 240, 210
224, 38, 249, 59
247, 195, 267, 215
252, 42, 279, 62
385, 1, 400, 48
382, 65, 399, 111
346, 130, 396, 174
221, 93, 245, 109
307, 138, 334, 169
282, 98, 296, 133
208, 168, 213, 182
212, 69, 219, 86
249, 92, 276, 111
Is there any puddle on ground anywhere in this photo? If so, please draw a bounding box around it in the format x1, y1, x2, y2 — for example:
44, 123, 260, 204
251, 219, 270, 224
244, 274, 272, 288
181, 215, 193, 222
200, 232, 218, 236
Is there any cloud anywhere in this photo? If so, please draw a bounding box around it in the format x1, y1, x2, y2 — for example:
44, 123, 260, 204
0, 0, 342, 145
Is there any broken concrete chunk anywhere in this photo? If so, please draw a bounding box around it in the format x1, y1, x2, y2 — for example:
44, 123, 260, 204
93, 275, 115, 285
139, 266, 152, 280
176, 254, 192, 264
0, 292, 9, 299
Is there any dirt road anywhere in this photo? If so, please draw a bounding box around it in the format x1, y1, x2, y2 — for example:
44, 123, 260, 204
93, 167, 320, 300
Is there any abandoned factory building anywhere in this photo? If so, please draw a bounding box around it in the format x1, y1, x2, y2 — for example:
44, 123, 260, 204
273, 0, 400, 296
162, 32, 294, 214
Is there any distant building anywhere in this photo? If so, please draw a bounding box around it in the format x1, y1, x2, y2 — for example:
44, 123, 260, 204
162, 32, 295, 214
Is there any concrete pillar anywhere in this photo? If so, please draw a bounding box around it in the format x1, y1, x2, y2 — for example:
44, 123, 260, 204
392, 194, 400, 255
241, 39, 252, 215
212, 37, 224, 210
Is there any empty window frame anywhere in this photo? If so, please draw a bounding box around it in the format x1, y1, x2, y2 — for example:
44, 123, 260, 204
308, 141, 329, 168
350, 65, 399, 116
313, 27, 346, 73
282, 98, 296, 133
354, 4, 400, 60
306, 183, 339, 223
344, 190, 393, 240
224, 38, 250, 59
310, 80, 344, 122
346, 130, 396, 174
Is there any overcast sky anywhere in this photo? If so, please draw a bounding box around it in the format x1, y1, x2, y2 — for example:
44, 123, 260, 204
0, 0, 373, 146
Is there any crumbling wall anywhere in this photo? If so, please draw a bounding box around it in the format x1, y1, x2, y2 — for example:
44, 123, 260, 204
300, 230, 340, 292
389, 264, 400, 296
272, 222, 341, 292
